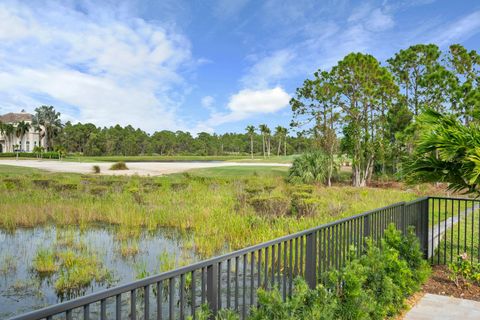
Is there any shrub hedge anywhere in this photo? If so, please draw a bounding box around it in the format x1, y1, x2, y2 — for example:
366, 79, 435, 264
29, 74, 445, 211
0, 152, 60, 159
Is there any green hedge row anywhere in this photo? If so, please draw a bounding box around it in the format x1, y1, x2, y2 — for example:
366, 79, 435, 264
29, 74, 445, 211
0, 152, 60, 159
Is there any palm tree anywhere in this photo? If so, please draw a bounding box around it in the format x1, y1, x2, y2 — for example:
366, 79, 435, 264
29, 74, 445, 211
15, 121, 31, 152
265, 127, 271, 157
0, 122, 5, 153
281, 127, 288, 157
32, 106, 62, 151
245, 125, 256, 159
4, 123, 15, 152
403, 109, 480, 194
275, 126, 281, 156
258, 124, 268, 158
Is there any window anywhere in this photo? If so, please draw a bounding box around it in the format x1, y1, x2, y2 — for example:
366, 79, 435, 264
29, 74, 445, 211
26, 141, 30, 152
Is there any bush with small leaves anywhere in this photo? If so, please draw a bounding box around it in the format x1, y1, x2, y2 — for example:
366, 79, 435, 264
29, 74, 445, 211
249, 195, 290, 217
92, 165, 101, 174
448, 253, 480, 287
110, 162, 128, 170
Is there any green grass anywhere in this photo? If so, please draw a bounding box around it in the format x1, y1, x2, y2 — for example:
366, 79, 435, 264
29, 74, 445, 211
0, 164, 45, 176
63, 155, 296, 163
435, 210, 480, 264
181, 166, 289, 178
0, 165, 429, 257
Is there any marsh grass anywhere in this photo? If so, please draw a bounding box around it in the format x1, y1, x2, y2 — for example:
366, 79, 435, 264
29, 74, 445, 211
0, 166, 437, 257
32, 248, 58, 275
0, 254, 17, 276
54, 249, 114, 297
119, 241, 140, 258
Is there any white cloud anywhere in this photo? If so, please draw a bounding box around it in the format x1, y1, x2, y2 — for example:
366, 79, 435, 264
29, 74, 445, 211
432, 11, 480, 46
365, 8, 395, 31
228, 87, 290, 113
213, 0, 250, 19
0, 1, 193, 132
205, 87, 290, 125
241, 50, 295, 89
201, 96, 215, 108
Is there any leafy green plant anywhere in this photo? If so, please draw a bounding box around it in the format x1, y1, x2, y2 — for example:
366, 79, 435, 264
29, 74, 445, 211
191, 304, 240, 320
403, 109, 480, 194
250, 278, 336, 320
110, 162, 129, 170
288, 151, 332, 184
249, 195, 290, 217
448, 253, 480, 287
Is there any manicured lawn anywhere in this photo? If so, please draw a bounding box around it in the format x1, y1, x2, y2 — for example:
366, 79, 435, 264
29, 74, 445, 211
181, 165, 289, 178
62, 154, 296, 163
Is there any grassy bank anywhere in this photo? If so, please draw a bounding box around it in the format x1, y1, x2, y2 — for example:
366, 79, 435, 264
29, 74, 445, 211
0, 164, 430, 258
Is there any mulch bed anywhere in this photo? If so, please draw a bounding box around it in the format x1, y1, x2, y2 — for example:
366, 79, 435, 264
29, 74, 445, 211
422, 265, 480, 302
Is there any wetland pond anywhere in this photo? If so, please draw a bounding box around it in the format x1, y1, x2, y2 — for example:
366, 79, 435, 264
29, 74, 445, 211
0, 226, 198, 319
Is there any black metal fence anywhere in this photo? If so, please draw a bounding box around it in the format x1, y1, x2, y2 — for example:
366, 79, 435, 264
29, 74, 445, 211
9, 196, 480, 320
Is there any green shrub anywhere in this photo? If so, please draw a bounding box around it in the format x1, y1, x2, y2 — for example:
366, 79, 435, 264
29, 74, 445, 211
0, 152, 60, 159
3, 178, 22, 190
291, 196, 320, 217
191, 304, 240, 320
448, 253, 480, 286
110, 162, 128, 170
291, 184, 314, 194
170, 182, 189, 191
249, 195, 290, 216
92, 165, 101, 174
32, 179, 52, 188
89, 186, 108, 196
54, 183, 78, 192
249, 278, 336, 320
288, 151, 331, 184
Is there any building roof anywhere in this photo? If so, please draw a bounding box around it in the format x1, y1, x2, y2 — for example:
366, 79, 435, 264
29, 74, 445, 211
0, 112, 33, 123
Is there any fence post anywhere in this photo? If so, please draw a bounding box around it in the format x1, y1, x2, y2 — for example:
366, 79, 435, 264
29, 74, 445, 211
305, 232, 317, 289
207, 263, 218, 316
363, 215, 371, 240
401, 203, 406, 235
421, 198, 430, 259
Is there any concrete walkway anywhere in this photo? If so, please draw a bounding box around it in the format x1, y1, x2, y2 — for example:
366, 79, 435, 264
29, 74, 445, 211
428, 203, 479, 258
404, 294, 480, 319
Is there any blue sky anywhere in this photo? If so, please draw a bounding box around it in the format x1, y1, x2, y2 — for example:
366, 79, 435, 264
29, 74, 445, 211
0, 0, 479, 134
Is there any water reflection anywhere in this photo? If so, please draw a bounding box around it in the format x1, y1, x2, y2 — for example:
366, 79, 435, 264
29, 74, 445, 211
0, 226, 196, 319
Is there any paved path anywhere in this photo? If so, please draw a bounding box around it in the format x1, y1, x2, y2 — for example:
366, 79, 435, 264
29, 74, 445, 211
428, 203, 479, 258
405, 294, 480, 319
0, 159, 290, 176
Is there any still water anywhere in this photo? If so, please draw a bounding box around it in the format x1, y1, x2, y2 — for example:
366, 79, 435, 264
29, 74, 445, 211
0, 227, 197, 319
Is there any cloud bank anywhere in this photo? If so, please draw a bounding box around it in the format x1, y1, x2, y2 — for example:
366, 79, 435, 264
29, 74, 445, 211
0, 0, 193, 132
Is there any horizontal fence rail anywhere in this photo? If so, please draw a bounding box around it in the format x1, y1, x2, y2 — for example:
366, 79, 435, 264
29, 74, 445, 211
12, 195, 477, 320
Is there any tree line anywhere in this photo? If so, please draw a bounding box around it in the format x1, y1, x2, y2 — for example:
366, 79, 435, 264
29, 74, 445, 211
290, 43, 479, 187
53, 121, 311, 157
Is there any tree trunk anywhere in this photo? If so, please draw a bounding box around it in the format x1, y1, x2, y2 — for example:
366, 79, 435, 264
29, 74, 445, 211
262, 135, 265, 158
250, 135, 253, 159
277, 136, 281, 156
267, 136, 271, 157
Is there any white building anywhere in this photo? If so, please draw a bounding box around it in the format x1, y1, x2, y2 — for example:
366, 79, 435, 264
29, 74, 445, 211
0, 110, 42, 153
